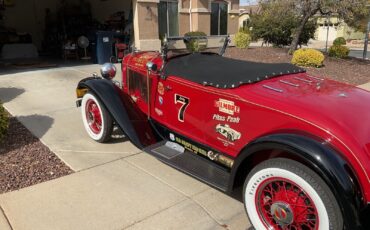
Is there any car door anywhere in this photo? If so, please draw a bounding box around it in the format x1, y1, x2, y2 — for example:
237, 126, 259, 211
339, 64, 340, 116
154, 78, 206, 145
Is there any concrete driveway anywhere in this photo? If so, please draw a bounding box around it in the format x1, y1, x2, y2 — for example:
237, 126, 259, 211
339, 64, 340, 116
0, 65, 250, 230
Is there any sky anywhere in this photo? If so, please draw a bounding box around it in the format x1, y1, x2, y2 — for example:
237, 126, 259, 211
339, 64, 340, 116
240, 0, 257, 6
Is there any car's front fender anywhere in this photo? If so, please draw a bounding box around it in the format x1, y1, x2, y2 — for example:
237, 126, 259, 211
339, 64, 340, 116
76, 77, 158, 149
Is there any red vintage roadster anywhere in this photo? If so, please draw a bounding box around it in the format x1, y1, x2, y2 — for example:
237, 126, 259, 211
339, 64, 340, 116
76, 36, 370, 229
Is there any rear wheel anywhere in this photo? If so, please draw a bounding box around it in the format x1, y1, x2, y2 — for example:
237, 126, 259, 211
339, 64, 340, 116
81, 92, 113, 143
243, 158, 343, 230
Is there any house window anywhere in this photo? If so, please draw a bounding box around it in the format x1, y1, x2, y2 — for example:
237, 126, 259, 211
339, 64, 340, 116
158, 0, 179, 38
211, 1, 228, 35
243, 19, 250, 29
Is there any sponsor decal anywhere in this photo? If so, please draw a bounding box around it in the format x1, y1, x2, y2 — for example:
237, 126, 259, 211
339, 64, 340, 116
212, 114, 240, 123
174, 136, 207, 156
154, 108, 163, 116
158, 96, 164, 105
157, 82, 165, 95
214, 99, 240, 115
172, 134, 234, 168
215, 124, 241, 142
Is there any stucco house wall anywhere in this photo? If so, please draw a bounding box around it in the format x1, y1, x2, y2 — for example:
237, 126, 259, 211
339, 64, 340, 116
134, 0, 239, 51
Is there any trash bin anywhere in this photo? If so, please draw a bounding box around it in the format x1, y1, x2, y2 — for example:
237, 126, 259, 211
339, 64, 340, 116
96, 31, 115, 64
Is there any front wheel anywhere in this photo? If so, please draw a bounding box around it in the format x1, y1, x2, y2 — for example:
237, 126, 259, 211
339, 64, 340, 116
81, 92, 113, 143
243, 158, 343, 230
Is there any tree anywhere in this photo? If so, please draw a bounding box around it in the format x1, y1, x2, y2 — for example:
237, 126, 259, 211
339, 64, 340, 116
259, 0, 370, 53
250, 1, 317, 47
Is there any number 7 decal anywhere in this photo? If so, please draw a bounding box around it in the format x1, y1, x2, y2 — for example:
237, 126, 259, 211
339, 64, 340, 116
175, 94, 190, 122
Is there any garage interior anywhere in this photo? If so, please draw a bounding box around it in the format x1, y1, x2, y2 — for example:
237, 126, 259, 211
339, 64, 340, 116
0, 0, 133, 72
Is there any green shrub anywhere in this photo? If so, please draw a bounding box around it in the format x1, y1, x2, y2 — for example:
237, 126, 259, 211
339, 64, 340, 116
328, 45, 350, 59
249, 2, 317, 47
291, 48, 325, 67
333, 37, 346, 46
0, 101, 9, 141
184, 31, 207, 52
235, 31, 251, 49
238, 27, 249, 33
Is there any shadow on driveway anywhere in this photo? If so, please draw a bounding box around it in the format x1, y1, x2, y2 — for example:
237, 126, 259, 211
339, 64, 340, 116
16, 114, 54, 139
0, 114, 53, 155
0, 87, 25, 103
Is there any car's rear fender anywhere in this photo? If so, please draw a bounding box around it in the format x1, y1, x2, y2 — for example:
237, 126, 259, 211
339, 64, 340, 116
76, 78, 158, 149
229, 134, 365, 229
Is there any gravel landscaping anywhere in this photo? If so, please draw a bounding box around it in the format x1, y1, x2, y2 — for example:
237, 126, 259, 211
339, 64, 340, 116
224, 47, 370, 85
0, 114, 73, 194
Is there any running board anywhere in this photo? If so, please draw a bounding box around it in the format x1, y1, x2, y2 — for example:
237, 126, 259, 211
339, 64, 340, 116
144, 141, 230, 191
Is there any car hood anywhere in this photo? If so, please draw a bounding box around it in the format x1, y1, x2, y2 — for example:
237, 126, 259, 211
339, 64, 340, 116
237, 73, 370, 156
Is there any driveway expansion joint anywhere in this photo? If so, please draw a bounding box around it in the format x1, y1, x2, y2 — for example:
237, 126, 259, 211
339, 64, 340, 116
74, 151, 143, 173
123, 157, 228, 228
0, 205, 13, 230
120, 197, 188, 230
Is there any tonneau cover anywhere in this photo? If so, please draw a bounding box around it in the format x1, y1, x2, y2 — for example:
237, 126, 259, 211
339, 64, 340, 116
163, 53, 305, 88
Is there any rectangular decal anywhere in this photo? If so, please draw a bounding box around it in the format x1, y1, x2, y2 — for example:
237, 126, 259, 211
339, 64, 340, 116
214, 99, 240, 115
174, 136, 207, 156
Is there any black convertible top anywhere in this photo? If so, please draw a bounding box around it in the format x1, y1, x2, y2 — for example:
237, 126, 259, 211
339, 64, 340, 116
163, 53, 305, 88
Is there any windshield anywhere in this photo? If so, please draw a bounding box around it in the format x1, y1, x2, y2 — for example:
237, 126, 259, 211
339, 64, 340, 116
163, 35, 230, 58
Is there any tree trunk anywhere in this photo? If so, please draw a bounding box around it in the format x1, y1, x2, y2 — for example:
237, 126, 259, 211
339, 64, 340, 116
289, 14, 311, 54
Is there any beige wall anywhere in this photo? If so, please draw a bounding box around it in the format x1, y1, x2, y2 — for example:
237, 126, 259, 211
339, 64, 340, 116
179, 13, 190, 35
179, 0, 240, 36
192, 12, 211, 34
227, 13, 238, 35
182, 0, 190, 9
133, 0, 161, 51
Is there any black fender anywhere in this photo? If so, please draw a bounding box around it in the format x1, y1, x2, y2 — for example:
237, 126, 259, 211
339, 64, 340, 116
77, 78, 157, 149
230, 133, 364, 229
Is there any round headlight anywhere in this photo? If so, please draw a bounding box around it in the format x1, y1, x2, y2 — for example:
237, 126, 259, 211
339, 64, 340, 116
100, 63, 117, 80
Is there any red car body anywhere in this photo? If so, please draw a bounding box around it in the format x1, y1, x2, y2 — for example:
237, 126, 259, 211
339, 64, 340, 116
123, 51, 370, 202
76, 40, 370, 229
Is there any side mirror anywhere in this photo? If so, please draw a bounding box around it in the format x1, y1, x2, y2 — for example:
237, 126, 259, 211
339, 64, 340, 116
100, 63, 117, 80
146, 61, 158, 72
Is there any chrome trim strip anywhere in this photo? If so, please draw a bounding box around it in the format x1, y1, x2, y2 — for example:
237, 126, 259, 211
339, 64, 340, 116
294, 77, 313, 84
307, 75, 324, 81
263, 85, 283, 93
279, 80, 300, 87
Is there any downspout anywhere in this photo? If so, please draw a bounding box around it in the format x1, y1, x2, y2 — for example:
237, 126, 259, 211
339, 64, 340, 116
189, 0, 193, 32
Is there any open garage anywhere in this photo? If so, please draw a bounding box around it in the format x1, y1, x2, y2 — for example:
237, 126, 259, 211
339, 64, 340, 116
0, 0, 239, 71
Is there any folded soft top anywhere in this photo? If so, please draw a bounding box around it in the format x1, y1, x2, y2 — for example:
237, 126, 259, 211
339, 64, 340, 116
163, 53, 306, 88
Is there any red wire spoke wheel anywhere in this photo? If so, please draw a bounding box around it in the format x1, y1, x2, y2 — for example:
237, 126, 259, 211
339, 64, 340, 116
243, 158, 343, 230
81, 92, 113, 143
85, 99, 102, 134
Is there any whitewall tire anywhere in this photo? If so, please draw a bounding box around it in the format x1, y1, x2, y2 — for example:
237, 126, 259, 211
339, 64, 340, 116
81, 92, 113, 143
243, 158, 343, 230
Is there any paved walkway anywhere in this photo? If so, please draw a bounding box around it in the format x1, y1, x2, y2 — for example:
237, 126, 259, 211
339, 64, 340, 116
0, 65, 249, 230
